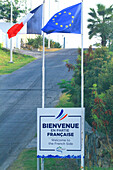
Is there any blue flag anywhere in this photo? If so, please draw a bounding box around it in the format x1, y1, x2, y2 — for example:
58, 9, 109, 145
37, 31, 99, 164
7, 5, 43, 38
42, 3, 81, 34
27, 5, 43, 34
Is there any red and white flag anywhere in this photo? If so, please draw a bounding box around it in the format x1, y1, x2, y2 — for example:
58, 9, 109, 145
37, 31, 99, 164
7, 5, 43, 39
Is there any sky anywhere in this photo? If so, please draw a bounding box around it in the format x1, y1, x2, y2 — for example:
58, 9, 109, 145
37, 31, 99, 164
28, 0, 113, 48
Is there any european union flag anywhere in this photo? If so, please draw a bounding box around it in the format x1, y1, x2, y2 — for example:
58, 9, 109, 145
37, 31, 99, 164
42, 3, 81, 34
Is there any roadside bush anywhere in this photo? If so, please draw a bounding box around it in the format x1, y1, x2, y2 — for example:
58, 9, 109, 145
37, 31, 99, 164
27, 36, 61, 49
58, 46, 113, 124
98, 58, 113, 93
27, 38, 34, 46
0, 43, 2, 49
103, 85, 113, 115
109, 41, 113, 52
90, 86, 113, 164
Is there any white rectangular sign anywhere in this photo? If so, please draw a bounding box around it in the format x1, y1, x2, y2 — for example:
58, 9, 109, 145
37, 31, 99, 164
37, 108, 84, 158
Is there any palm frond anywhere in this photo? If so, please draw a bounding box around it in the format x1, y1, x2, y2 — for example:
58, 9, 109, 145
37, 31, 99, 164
87, 18, 96, 23
88, 8, 97, 18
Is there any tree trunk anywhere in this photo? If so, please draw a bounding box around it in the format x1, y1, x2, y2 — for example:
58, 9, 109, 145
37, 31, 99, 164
101, 36, 107, 46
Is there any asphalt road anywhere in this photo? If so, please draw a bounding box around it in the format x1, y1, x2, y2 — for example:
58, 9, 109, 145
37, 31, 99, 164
0, 48, 78, 169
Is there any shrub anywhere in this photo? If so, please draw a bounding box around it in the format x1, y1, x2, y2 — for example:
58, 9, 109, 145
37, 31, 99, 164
109, 41, 113, 52
98, 58, 113, 93
27, 36, 61, 49
90, 85, 113, 164
58, 46, 113, 124
0, 43, 2, 49
27, 38, 34, 45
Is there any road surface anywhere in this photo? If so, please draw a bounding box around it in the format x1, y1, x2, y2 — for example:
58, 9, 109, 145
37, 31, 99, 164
0, 49, 78, 169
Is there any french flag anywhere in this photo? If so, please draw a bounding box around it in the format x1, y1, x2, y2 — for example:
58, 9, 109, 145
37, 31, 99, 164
7, 5, 43, 39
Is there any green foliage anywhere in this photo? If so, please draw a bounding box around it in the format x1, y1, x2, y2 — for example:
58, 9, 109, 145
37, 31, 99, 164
45, 37, 48, 47
0, 0, 26, 23
27, 36, 43, 49
109, 41, 113, 52
59, 46, 113, 164
90, 86, 113, 163
58, 46, 113, 124
58, 78, 81, 107
104, 86, 113, 112
90, 85, 112, 134
56, 93, 74, 108
0, 43, 2, 49
48, 39, 61, 48
27, 38, 34, 46
87, 3, 113, 46
32, 36, 43, 48
82, 46, 111, 122
27, 36, 61, 49
50, 40, 61, 48
98, 57, 113, 93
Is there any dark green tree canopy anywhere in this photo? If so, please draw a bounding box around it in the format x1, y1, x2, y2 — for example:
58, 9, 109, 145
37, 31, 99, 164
87, 3, 113, 46
0, 0, 26, 23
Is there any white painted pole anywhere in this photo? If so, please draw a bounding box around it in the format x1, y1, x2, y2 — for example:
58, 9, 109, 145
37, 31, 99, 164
55, 0, 59, 43
48, 0, 50, 49
37, 2, 45, 170
81, 0, 85, 170
10, 0, 13, 63
41, 1, 45, 170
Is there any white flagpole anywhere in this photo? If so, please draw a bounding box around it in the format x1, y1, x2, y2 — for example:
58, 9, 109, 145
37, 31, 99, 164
41, 1, 45, 170
37, 1, 45, 170
10, 0, 13, 63
48, 0, 50, 49
42, 1, 45, 109
81, 0, 85, 170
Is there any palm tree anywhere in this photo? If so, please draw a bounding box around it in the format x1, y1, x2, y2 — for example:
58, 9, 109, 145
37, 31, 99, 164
87, 4, 113, 46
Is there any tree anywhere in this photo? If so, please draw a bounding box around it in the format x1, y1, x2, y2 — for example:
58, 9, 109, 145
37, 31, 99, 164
0, 0, 26, 23
87, 4, 113, 46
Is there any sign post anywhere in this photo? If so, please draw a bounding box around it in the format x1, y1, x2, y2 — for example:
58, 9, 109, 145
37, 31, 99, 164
37, 108, 84, 159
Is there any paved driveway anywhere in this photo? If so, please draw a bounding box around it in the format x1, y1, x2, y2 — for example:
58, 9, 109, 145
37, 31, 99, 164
0, 49, 78, 169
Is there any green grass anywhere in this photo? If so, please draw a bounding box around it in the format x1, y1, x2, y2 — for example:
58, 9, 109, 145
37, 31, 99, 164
85, 167, 113, 170
8, 148, 37, 170
8, 148, 79, 170
0, 48, 36, 75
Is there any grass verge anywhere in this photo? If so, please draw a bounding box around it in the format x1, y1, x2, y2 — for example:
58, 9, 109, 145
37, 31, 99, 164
85, 167, 113, 170
8, 148, 79, 170
0, 48, 36, 75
